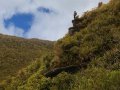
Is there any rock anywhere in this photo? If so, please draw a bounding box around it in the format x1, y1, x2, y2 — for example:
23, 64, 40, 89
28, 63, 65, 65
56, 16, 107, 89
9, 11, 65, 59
69, 27, 75, 35
98, 2, 103, 8
44, 65, 80, 78
44, 64, 87, 78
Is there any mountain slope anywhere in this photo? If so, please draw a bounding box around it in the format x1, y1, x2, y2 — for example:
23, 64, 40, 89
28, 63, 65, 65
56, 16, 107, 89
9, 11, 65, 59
0, 0, 120, 90
54, 0, 120, 69
0, 34, 54, 81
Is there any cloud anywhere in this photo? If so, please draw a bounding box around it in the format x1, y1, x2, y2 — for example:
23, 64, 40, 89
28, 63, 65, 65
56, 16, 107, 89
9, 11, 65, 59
37, 7, 55, 14
0, 0, 109, 40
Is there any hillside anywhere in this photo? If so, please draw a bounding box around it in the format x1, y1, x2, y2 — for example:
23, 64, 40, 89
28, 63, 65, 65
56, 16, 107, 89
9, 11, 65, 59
0, 0, 120, 90
0, 34, 54, 81
54, 0, 120, 69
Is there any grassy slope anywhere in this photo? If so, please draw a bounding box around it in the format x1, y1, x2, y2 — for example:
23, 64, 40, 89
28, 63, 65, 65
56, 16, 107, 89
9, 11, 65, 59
0, 34, 54, 81
54, 0, 120, 69
1, 0, 120, 90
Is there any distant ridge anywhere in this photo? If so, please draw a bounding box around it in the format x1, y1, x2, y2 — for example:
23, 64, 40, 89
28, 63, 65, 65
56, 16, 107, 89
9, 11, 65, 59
0, 34, 54, 81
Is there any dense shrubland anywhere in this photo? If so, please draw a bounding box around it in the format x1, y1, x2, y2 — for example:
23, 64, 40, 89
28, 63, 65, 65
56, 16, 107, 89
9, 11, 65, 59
0, 34, 53, 81
0, 0, 120, 90
54, 0, 120, 69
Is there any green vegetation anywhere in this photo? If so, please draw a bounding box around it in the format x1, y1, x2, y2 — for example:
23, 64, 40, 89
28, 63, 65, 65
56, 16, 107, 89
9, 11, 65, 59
0, 34, 54, 81
0, 0, 120, 90
54, 0, 120, 68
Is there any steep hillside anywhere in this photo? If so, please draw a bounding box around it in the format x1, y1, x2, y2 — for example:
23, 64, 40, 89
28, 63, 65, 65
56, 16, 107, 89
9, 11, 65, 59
0, 0, 120, 90
54, 0, 120, 69
0, 34, 54, 81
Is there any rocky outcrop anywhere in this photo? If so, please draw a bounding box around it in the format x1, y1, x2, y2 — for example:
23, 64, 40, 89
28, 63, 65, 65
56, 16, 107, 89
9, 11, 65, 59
68, 15, 84, 35
44, 63, 88, 78
69, 18, 80, 35
98, 2, 103, 8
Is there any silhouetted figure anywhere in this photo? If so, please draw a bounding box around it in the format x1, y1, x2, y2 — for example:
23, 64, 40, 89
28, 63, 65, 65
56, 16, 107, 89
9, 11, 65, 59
98, 2, 103, 8
74, 11, 77, 19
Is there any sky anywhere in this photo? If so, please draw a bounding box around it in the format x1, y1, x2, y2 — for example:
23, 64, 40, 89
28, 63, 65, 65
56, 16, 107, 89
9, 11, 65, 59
0, 0, 109, 41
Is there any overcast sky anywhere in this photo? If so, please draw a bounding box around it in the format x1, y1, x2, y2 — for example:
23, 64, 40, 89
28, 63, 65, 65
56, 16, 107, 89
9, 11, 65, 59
0, 0, 109, 41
